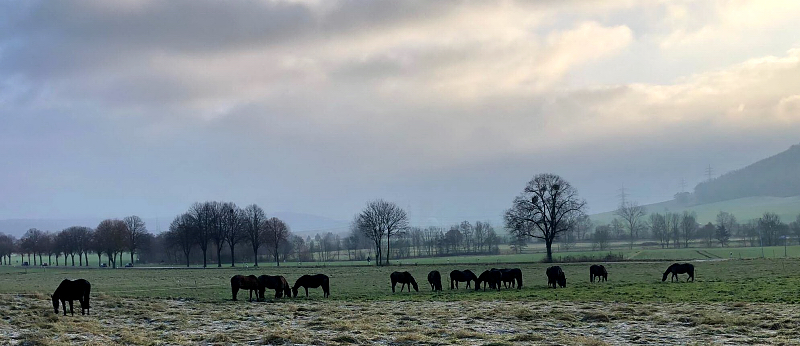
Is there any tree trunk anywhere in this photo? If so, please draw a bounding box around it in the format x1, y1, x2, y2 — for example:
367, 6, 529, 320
216, 245, 223, 267
201, 248, 207, 268
252, 245, 259, 267
545, 240, 553, 263
185, 251, 190, 267
97, 253, 102, 266
130, 251, 135, 267
386, 235, 391, 266
229, 244, 236, 267
71, 255, 75, 266
274, 245, 280, 267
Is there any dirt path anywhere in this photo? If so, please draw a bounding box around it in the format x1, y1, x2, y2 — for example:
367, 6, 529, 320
1, 295, 798, 345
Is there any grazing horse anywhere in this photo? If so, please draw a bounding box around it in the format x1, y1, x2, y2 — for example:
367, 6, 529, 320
492, 268, 523, 289
590, 265, 608, 282
427, 270, 442, 291
257, 275, 291, 299
546, 266, 566, 288
390, 271, 419, 293
475, 269, 502, 291
52, 279, 91, 316
292, 274, 330, 298
662, 263, 695, 282
449, 270, 478, 289
231, 275, 260, 301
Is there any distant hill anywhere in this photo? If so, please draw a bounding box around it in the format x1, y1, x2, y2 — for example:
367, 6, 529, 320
590, 196, 800, 225
694, 143, 800, 204
590, 143, 800, 225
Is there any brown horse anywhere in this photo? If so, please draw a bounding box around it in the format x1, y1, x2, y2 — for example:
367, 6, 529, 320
662, 263, 695, 282
492, 268, 523, 289
427, 270, 442, 291
52, 279, 91, 316
231, 275, 260, 301
546, 266, 566, 288
449, 270, 478, 289
292, 274, 330, 298
475, 269, 502, 291
257, 275, 291, 299
390, 271, 419, 293
590, 264, 608, 282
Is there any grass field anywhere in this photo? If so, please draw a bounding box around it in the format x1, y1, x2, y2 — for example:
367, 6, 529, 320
2, 258, 800, 345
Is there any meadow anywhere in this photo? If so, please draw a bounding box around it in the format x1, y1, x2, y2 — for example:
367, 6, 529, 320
1, 257, 800, 345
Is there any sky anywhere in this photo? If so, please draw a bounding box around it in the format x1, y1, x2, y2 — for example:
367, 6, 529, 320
2, 0, 800, 232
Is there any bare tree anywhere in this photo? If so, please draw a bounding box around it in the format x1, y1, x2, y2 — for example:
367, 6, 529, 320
242, 204, 267, 267
680, 211, 698, 248
354, 200, 409, 265
650, 213, 668, 248
473, 222, 487, 253
123, 215, 148, 266
758, 212, 784, 246
592, 225, 611, 250
504, 173, 587, 262
715, 212, 738, 240
460, 221, 473, 253
615, 202, 646, 249
263, 217, 290, 266
168, 213, 196, 267
0, 233, 15, 265
221, 203, 244, 266
668, 212, 680, 248
189, 202, 216, 268
21, 228, 45, 266
95, 219, 129, 268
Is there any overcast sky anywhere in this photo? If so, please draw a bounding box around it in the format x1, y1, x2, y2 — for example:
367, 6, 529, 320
2, 0, 800, 230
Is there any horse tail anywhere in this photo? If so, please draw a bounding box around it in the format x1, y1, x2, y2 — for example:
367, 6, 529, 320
517, 274, 523, 289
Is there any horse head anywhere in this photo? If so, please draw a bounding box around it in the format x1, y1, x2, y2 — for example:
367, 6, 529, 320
662, 271, 669, 282
51, 294, 59, 314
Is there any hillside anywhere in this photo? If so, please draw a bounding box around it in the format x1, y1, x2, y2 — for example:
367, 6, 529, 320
590, 196, 800, 225
694, 143, 800, 203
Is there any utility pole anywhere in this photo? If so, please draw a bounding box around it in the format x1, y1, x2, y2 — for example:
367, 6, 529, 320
705, 165, 714, 181
617, 184, 628, 207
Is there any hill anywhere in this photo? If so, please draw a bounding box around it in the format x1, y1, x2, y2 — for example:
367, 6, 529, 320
590, 195, 800, 226
694, 143, 800, 203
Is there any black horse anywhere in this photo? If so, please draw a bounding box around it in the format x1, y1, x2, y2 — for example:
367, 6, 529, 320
292, 274, 330, 298
257, 275, 291, 299
546, 266, 566, 288
449, 269, 478, 289
390, 271, 419, 293
590, 264, 608, 282
52, 279, 91, 316
427, 270, 442, 291
231, 275, 260, 301
475, 269, 502, 291
662, 263, 695, 282
492, 268, 523, 289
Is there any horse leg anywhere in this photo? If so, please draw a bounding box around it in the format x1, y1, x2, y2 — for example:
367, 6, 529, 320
305, 287, 309, 297
68, 300, 74, 316
61, 300, 67, 316
232, 287, 239, 301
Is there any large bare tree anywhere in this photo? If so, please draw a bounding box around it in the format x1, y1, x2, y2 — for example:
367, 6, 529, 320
615, 202, 646, 249
354, 200, 409, 266
680, 211, 698, 248
221, 202, 244, 267
242, 204, 267, 267
123, 215, 148, 266
504, 173, 587, 262
189, 202, 216, 268
168, 213, 196, 267
95, 219, 129, 268
263, 217, 290, 266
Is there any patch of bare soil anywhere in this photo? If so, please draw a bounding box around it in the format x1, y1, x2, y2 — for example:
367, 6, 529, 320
1, 295, 798, 345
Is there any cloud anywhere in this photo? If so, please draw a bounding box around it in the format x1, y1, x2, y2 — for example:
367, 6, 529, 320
2, 0, 800, 221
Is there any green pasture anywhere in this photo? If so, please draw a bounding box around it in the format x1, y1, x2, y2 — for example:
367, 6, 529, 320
3, 258, 800, 304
